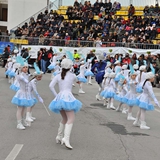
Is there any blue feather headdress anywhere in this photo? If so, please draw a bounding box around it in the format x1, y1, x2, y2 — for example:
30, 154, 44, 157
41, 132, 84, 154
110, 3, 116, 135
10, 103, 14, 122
129, 63, 136, 75
16, 56, 24, 66
136, 60, 139, 66
66, 51, 74, 61
34, 62, 41, 75
150, 63, 155, 74
143, 60, 147, 66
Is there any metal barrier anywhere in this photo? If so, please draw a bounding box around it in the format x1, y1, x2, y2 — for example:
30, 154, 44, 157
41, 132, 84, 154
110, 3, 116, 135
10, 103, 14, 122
0, 35, 160, 49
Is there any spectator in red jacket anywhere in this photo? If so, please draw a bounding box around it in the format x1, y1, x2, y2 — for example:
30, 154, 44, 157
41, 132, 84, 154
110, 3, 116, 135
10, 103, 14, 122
122, 53, 131, 64
128, 4, 135, 18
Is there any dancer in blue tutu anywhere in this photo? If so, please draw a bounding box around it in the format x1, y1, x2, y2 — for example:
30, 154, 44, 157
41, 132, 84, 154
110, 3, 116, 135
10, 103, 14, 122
122, 64, 137, 121
84, 59, 94, 85
114, 76, 128, 114
10, 63, 21, 92
134, 72, 160, 129
25, 62, 44, 123
49, 58, 82, 149
105, 61, 112, 74
136, 65, 147, 93
77, 61, 87, 93
51, 61, 61, 80
47, 53, 60, 70
5, 58, 13, 83
11, 56, 35, 130
91, 55, 106, 101
101, 72, 110, 106
114, 60, 122, 83
102, 72, 116, 109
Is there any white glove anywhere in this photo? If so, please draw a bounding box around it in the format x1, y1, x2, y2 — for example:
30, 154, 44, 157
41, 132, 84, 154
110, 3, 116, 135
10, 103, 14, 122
154, 99, 160, 108
38, 96, 44, 103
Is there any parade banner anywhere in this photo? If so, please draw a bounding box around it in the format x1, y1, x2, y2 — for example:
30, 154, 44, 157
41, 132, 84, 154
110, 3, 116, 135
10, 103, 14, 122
21, 45, 160, 59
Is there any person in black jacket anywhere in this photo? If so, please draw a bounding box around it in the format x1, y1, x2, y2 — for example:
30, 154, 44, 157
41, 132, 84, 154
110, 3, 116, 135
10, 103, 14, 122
86, 50, 97, 67
46, 47, 53, 73
2, 47, 10, 68
41, 48, 48, 74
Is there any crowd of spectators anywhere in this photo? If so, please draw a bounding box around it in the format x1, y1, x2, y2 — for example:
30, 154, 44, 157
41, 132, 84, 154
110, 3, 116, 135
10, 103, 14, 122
143, 3, 160, 16
35, 47, 160, 88
2, 0, 160, 49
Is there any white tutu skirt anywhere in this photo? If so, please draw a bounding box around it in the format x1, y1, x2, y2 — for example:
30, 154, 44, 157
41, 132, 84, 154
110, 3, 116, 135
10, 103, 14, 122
136, 94, 154, 111
122, 92, 138, 106
49, 91, 82, 113
11, 90, 36, 107
84, 70, 94, 77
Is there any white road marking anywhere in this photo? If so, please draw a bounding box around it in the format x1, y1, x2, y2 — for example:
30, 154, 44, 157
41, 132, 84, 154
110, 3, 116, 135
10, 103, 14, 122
155, 108, 160, 113
5, 144, 23, 160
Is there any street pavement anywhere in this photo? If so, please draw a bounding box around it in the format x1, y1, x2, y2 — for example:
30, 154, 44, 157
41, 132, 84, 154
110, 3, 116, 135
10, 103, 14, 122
0, 67, 160, 160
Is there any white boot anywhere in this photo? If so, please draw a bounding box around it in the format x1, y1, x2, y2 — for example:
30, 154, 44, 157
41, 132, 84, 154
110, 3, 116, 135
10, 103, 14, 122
110, 102, 115, 110
61, 124, 73, 149
133, 118, 140, 127
106, 101, 110, 109
96, 94, 101, 101
79, 89, 85, 94
127, 113, 136, 121
140, 121, 150, 130
22, 119, 30, 127
103, 98, 107, 106
30, 112, 36, 120
26, 112, 34, 122
56, 122, 65, 144
17, 120, 25, 130
88, 77, 92, 85
72, 84, 75, 87
122, 108, 128, 114
116, 104, 121, 112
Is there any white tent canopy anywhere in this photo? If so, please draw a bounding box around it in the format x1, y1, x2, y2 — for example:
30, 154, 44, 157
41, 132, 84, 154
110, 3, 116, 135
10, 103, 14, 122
119, 0, 156, 6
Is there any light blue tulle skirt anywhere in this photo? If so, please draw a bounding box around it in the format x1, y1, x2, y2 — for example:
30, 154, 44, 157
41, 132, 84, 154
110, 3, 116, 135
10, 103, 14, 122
114, 75, 120, 82
77, 77, 87, 83
114, 95, 123, 103
136, 85, 143, 93
49, 90, 82, 113
48, 64, 56, 70
11, 97, 37, 107
49, 99, 82, 113
122, 97, 138, 106
5, 69, 11, 75
53, 71, 60, 76
84, 71, 94, 77
8, 71, 16, 78
136, 99, 154, 111
101, 91, 115, 98
10, 84, 20, 92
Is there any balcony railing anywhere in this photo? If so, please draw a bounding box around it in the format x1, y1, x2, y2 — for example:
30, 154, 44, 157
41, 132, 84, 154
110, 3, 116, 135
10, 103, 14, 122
0, 35, 160, 49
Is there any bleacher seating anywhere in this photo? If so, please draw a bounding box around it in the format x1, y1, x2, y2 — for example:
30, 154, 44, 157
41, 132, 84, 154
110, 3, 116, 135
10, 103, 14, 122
115, 6, 144, 16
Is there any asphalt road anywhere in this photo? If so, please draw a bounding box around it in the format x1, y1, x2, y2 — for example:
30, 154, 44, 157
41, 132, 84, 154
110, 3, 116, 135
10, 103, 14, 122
0, 67, 160, 160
